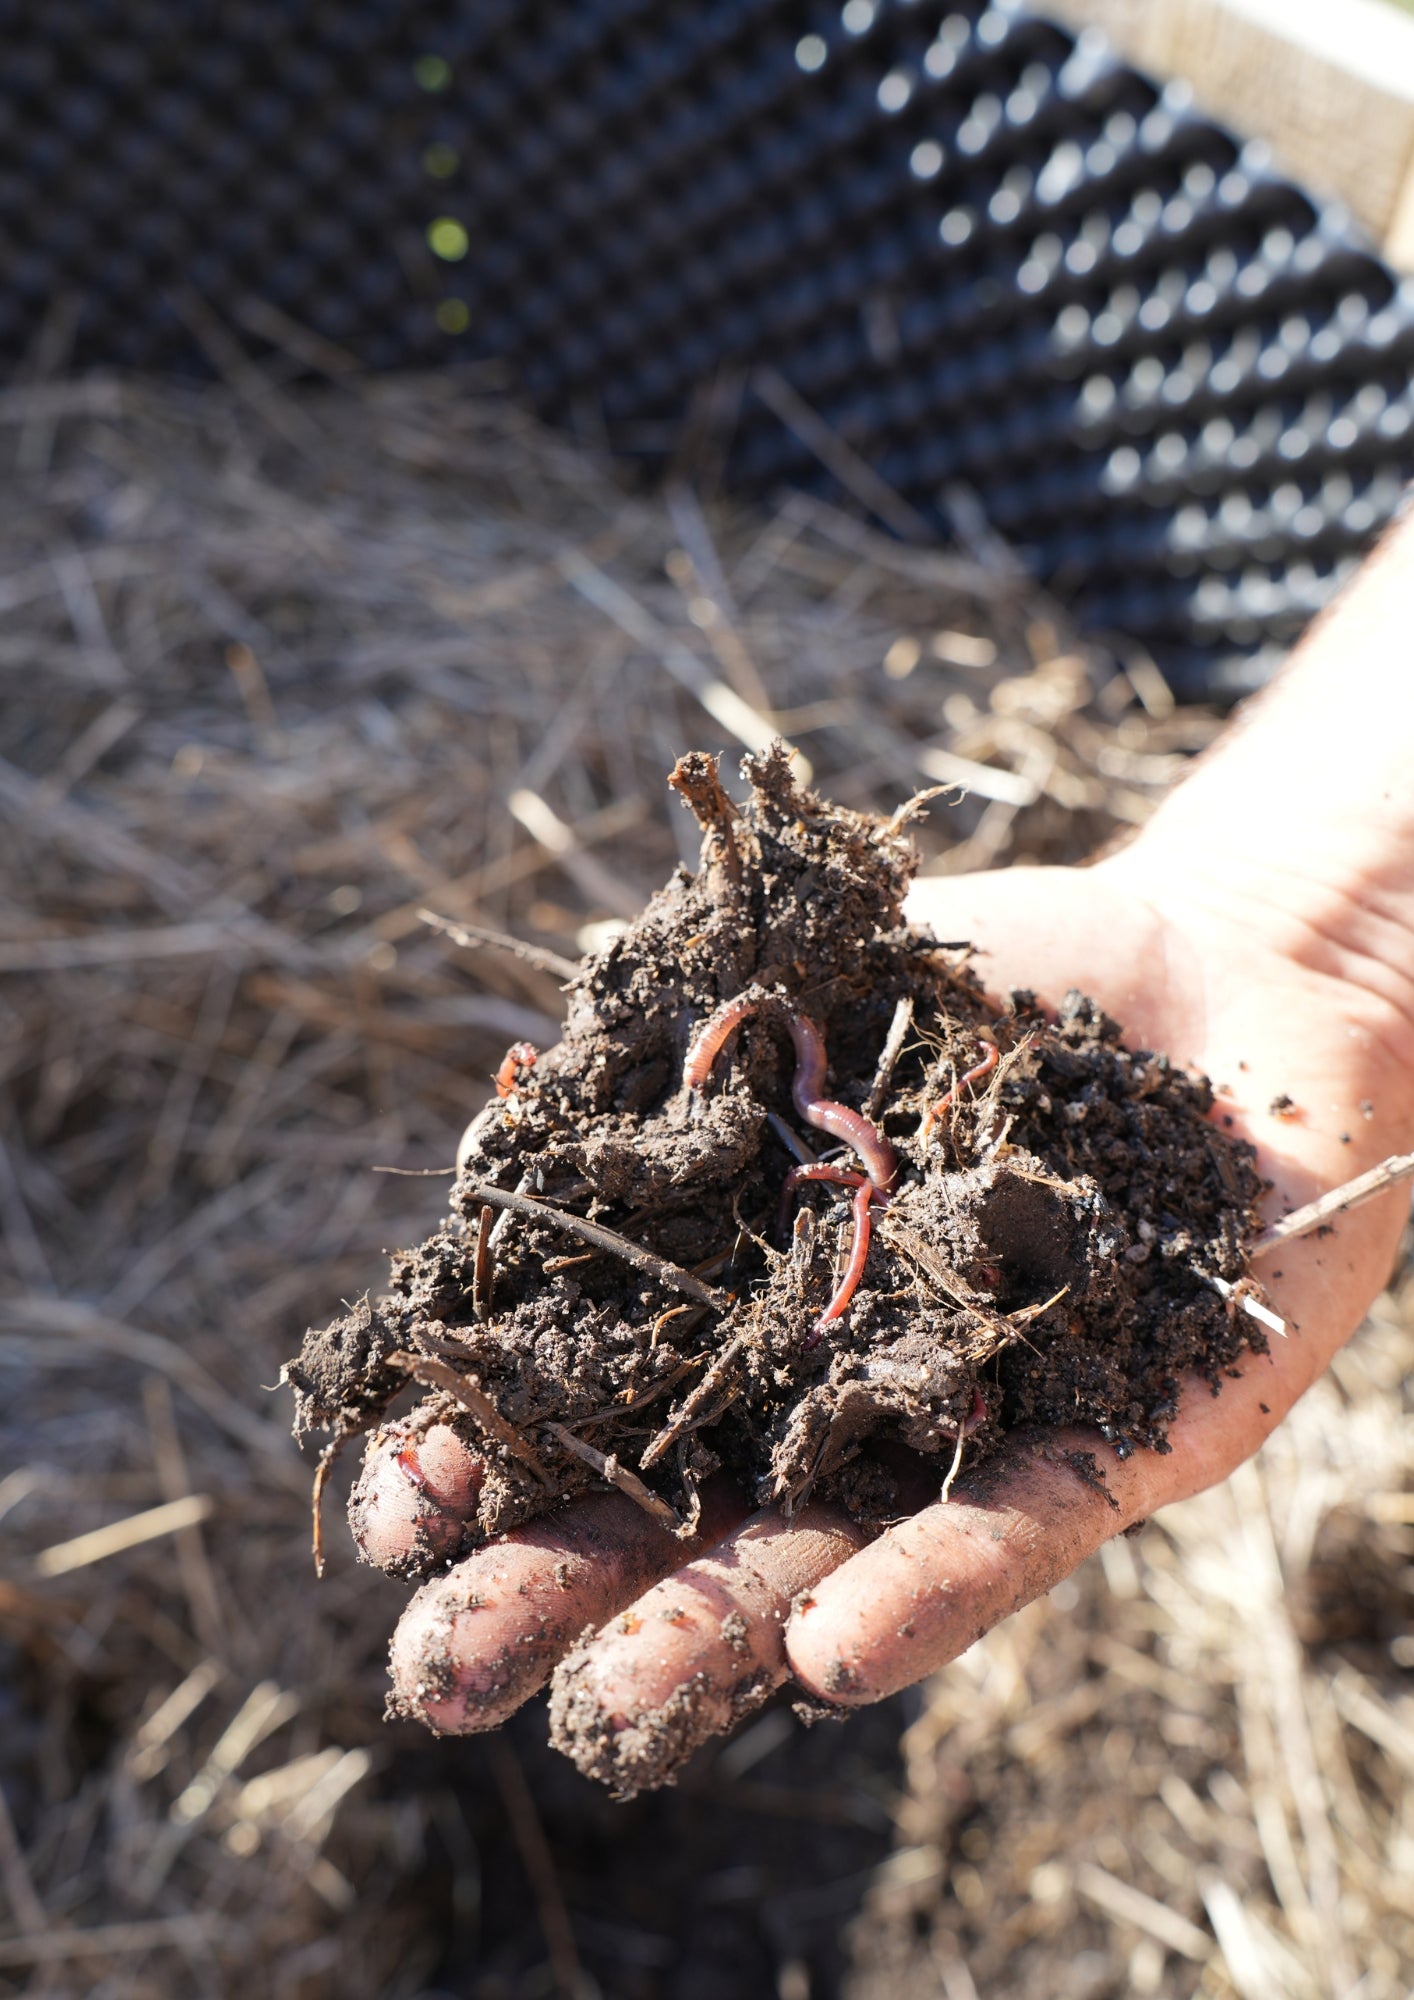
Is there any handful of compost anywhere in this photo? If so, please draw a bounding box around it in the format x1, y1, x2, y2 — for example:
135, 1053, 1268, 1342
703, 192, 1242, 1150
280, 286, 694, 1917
285, 749, 1264, 1731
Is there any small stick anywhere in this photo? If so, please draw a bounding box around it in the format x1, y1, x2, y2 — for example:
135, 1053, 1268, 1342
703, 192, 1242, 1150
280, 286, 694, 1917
667, 751, 744, 885
388, 1352, 555, 1488
576, 1352, 704, 1423
472, 1204, 494, 1321
488, 1170, 536, 1252
765, 1108, 815, 1167
648, 1303, 693, 1348
938, 1421, 967, 1505
1201, 1274, 1287, 1338
542, 1422, 681, 1531
311, 1440, 342, 1579
461, 1176, 729, 1311
417, 908, 579, 982
640, 1332, 749, 1469
791, 1204, 815, 1277
864, 996, 914, 1121
1247, 1151, 1414, 1256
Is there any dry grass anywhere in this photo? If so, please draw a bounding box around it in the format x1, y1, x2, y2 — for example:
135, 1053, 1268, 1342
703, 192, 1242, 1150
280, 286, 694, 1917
0, 356, 1406, 1998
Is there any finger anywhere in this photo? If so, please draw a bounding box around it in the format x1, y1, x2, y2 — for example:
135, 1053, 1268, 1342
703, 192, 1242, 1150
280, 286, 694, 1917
388, 1481, 747, 1734
785, 1433, 1138, 1706
349, 1422, 483, 1579
547, 1500, 870, 1796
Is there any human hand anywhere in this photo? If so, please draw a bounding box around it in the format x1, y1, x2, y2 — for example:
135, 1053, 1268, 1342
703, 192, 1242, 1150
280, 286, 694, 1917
365, 514, 1414, 1787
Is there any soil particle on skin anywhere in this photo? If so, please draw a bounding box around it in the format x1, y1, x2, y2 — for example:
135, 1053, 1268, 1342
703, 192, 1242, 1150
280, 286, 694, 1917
290, 747, 1267, 1777
548, 1648, 776, 1799
720, 1609, 751, 1657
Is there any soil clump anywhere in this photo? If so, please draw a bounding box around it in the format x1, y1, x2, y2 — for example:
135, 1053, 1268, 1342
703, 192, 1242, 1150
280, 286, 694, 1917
289, 748, 1264, 1621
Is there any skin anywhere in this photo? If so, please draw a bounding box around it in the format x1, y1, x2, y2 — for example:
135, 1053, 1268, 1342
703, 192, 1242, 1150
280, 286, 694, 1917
378, 507, 1414, 1743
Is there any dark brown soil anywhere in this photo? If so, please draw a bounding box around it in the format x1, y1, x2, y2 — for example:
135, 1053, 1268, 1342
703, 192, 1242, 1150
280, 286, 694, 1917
288, 749, 1264, 1637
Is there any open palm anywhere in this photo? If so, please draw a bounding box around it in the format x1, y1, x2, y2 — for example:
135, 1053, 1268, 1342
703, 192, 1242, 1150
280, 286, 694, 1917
367, 835, 1412, 1788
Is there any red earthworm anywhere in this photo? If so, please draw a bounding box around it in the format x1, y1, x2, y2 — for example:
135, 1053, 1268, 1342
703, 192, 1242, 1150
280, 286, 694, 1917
777, 1159, 866, 1239
494, 1040, 538, 1098
682, 994, 759, 1090
685, 995, 898, 1194
687, 994, 901, 1340
924, 1039, 999, 1134
959, 1385, 989, 1436
802, 1178, 874, 1350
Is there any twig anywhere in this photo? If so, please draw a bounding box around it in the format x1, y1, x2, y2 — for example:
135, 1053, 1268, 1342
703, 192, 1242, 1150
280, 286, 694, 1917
417, 907, 580, 982
460, 1176, 729, 1311
791, 1204, 815, 1278
865, 997, 914, 1121
665, 485, 776, 714
640, 1331, 749, 1469
542, 1421, 681, 1532
0, 1919, 228, 1968
770, 488, 1017, 598
472, 1203, 494, 1321
1247, 1151, 1414, 1256
388, 1351, 555, 1489
575, 1351, 705, 1422
766, 1108, 816, 1167
507, 786, 644, 920
1202, 1273, 1288, 1338
667, 749, 745, 885
166, 287, 325, 456
311, 1446, 337, 1579
939, 1421, 967, 1506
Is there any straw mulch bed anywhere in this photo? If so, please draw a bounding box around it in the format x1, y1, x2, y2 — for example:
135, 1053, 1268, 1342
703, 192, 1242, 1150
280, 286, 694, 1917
0, 361, 1409, 1999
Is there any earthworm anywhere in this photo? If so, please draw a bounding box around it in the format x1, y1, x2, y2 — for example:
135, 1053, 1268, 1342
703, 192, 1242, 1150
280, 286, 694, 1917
924, 1039, 998, 1134
959, 1385, 990, 1436
777, 1160, 867, 1240
494, 1040, 538, 1098
802, 1177, 874, 1351
684, 995, 898, 1193
685, 995, 899, 1340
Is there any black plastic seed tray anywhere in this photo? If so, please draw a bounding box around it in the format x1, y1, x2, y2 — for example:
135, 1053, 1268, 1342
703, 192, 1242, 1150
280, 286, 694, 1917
3, 0, 1411, 696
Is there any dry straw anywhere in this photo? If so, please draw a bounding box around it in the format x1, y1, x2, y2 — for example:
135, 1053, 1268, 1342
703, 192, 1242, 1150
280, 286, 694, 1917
0, 344, 1407, 1997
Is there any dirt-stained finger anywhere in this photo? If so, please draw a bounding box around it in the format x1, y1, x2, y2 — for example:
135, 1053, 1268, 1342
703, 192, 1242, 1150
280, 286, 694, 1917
387, 1481, 746, 1734
349, 1421, 484, 1580
784, 1437, 1132, 1707
547, 1501, 871, 1797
